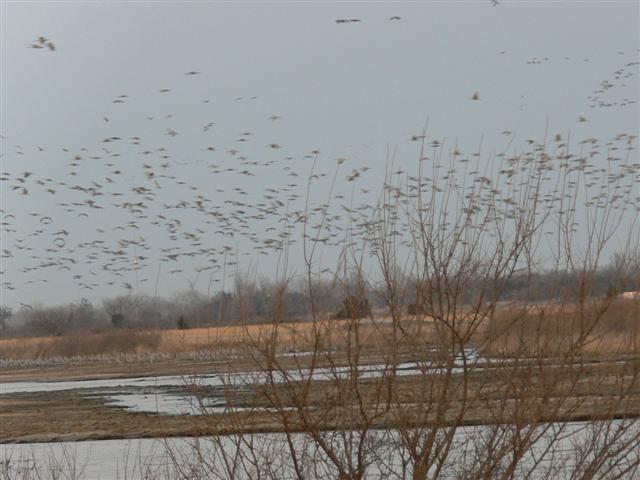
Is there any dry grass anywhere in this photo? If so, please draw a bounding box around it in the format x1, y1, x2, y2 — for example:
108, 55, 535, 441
0, 330, 161, 361
481, 298, 640, 357
0, 318, 391, 361
158, 318, 415, 357
1, 298, 636, 362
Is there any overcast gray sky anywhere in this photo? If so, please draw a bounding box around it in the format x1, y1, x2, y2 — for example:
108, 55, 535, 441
1, 1, 638, 307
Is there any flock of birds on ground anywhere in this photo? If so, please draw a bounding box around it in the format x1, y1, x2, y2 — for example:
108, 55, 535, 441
1, 18, 639, 308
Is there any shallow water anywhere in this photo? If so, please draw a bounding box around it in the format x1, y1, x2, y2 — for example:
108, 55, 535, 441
0, 350, 484, 415
6, 349, 612, 416
2, 421, 636, 479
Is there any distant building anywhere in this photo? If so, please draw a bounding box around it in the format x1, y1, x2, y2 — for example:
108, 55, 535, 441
619, 291, 640, 300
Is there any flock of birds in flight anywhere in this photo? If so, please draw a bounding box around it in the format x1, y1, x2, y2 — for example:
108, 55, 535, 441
1, 18, 638, 307
28, 36, 55, 51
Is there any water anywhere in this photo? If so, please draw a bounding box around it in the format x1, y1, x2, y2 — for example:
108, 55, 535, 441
0, 350, 485, 415
6, 348, 621, 416
2, 350, 637, 474
2, 421, 637, 479
1, 350, 628, 416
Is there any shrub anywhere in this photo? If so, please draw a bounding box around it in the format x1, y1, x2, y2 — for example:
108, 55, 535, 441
176, 316, 190, 330
334, 295, 371, 319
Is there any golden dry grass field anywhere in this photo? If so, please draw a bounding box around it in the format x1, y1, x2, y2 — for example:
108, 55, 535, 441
1, 297, 638, 363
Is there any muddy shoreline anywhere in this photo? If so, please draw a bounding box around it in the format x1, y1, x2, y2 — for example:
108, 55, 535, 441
3, 386, 638, 445
3, 357, 640, 444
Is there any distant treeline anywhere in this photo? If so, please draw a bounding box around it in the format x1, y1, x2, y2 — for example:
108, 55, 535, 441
1, 262, 637, 338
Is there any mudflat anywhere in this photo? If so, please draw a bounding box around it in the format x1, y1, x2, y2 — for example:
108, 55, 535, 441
3, 356, 640, 444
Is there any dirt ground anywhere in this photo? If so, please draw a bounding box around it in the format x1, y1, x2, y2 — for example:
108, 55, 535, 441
0, 359, 234, 383
0, 389, 279, 444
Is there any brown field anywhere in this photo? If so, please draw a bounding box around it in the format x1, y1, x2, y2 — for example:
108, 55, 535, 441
0, 316, 420, 367
1, 297, 638, 365
2, 359, 639, 444
1, 298, 638, 442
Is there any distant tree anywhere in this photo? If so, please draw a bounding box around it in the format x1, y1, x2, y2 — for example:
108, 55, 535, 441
111, 313, 125, 328
334, 295, 371, 320
211, 291, 234, 325
23, 305, 68, 336
406, 302, 425, 316
0, 305, 12, 330
103, 294, 144, 328
172, 289, 212, 328
176, 315, 189, 330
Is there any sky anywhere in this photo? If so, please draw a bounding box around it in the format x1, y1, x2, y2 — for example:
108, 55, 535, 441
1, 1, 638, 308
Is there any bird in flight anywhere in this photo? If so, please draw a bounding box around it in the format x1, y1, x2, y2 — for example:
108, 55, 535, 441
29, 36, 56, 51
389, 16, 401, 21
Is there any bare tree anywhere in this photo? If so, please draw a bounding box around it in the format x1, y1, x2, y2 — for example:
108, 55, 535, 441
173, 129, 640, 480
0, 305, 11, 331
